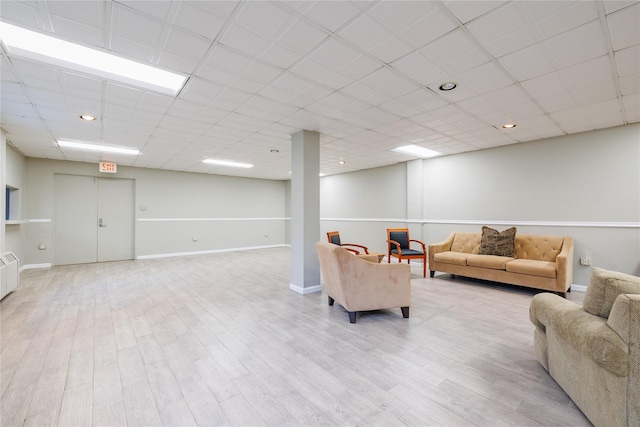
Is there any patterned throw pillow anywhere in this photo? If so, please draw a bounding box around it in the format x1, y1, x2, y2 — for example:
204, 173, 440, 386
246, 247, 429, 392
478, 226, 517, 257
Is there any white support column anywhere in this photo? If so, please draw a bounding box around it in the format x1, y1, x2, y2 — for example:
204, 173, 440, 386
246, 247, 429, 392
290, 130, 321, 294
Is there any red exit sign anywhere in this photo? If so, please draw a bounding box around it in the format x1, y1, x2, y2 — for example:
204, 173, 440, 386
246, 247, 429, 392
99, 162, 117, 173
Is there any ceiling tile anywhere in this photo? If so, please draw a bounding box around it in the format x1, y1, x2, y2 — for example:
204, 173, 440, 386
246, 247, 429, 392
527, 1, 599, 40
277, 18, 328, 54
368, 36, 414, 64
400, 6, 458, 49
337, 13, 392, 52
50, 14, 103, 48
218, 25, 270, 57
466, 2, 540, 57
297, 1, 363, 33
547, 20, 608, 68
482, 84, 531, 109
607, 4, 640, 50
458, 61, 514, 94
259, 43, 302, 69
422, 29, 490, 73
0, 1, 41, 29
309, 37, 362, 71
201, 45, 252, 76
498, 43, 556, 82
116, 1, 173, 21
443, 0, 507, 24
619, 73, 640, 96
233, 1, 292, 40
536, 92, 578, 113
615, 46, 640, 76
172, 2, 226, 39
110, 3, 164, 47
559, 55, 613, 90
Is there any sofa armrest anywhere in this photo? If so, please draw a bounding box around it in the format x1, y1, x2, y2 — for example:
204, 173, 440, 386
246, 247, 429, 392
529, 292, 580, 331
531, 292, 628, 377
428, 232, 455, 266
555, 237, 574, 291
608, 293, 640, 425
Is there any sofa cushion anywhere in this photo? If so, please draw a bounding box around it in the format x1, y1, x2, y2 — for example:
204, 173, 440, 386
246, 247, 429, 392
583, 268, 640, 318
450, 233, 481, 254
466, 254, 512, 270
514, 234, 564, 261
478, 226, 516, 257
506, 259, 557, 278
433, 251, 467, 266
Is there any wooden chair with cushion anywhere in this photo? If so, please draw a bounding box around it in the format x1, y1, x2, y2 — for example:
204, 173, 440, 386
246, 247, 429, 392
387, 228, 427, 277
326, 231, 369, 255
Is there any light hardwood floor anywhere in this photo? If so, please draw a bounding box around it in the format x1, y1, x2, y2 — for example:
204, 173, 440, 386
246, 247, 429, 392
1, 247, 591, 426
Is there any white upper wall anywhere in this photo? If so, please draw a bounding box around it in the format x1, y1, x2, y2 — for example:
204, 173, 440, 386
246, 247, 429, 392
422, 124, 640, 222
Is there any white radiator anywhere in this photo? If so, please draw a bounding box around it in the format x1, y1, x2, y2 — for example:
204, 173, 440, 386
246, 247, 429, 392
0, 252, 19, 300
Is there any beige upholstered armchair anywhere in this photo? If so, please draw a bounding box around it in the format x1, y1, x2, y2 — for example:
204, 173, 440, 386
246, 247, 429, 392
529, 268, 640, 427
316, 242, 411, 324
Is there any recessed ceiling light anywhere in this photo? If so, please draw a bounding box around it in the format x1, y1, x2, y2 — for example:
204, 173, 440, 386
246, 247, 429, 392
439, 82, 457, 91
392, 145, 442, 158
270, 149, 279, 153
80, 114, 96, 121
0, 22, 187, 96
502, 123, 517, 129
203, 158, 254, 168
57, 140, 139, 155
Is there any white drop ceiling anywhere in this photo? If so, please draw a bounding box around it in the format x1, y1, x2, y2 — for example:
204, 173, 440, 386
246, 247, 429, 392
1, 1, 638, 180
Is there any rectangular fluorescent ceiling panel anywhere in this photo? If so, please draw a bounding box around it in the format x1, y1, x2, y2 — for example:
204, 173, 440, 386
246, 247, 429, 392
0, 23, 186, 96
203, 159, 254, 168
392, 145, 441, 158
57, 140, 140, 155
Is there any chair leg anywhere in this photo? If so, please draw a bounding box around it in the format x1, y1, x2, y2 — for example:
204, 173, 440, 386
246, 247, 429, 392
328, 296, 334, 306
401, 307, 409, 318
348, 312, 356, 323
422, 259, 426, 277
430, 270, 435, 278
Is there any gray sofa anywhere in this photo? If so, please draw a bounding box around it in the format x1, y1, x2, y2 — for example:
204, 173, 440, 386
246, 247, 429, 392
529, 267, 640, 427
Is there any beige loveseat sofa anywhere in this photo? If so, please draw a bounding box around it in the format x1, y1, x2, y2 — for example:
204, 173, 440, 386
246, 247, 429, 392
529, 268, 640, 427
428, 231, 574, 295
316, 242, 411, 324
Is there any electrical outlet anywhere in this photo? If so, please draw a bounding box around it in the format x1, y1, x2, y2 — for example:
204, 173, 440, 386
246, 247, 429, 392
580, 256, 590, 266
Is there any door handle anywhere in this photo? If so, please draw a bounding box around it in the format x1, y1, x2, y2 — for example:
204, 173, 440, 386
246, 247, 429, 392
99, 218, 106, 227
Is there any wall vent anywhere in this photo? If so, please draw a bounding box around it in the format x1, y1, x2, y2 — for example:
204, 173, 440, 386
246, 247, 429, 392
0, 252, 19, 300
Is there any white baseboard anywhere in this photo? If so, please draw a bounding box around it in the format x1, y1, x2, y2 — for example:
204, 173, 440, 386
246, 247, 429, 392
289, 283, 323, 294
136, 244, 288, 260
571, 284, 587, 292
20, 263, 52, 271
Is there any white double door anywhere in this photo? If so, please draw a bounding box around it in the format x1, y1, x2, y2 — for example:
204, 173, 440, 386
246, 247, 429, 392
54, 174, 134, 265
